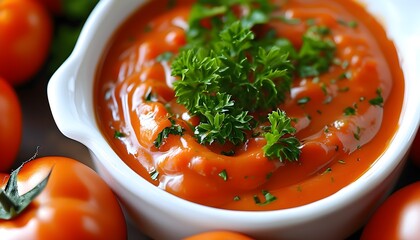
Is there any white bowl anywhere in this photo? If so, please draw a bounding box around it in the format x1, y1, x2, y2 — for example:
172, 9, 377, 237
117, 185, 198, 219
48, 0, 420, 239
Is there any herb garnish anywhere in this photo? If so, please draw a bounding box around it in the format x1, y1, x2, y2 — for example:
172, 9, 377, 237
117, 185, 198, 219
150, 169, 159, 181
153, 118, 184, 148
369, 88, 384, 107
172, 18, 297, 150
114, 130, 126, 139
343, 106, 356, 116
253, 190, 277, 205
218, 169, 228, 181
297, 96, 311, 105
154, 0, 339, 161
297, 26, 336, 77
321, 167, 332, 175
263, 110, 301, 162
337, 19, 358, 28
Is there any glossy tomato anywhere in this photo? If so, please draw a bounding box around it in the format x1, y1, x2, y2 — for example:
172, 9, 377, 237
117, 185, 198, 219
0, 157, 127, 240
0, 77, 22, 171
410, 129, 420, 167
0, 0, 53, 85
183, 231, 254, 240
361, 181, 420, 240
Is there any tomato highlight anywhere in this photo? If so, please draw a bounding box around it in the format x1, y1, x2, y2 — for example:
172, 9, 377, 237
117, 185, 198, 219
0, 0, 53, 85
361, 182, 420, 240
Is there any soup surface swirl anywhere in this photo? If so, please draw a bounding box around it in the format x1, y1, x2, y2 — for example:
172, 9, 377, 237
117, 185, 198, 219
95, 0, 404, 210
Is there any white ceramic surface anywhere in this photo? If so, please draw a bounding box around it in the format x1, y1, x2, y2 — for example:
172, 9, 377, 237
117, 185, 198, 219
47, 0, 420, 239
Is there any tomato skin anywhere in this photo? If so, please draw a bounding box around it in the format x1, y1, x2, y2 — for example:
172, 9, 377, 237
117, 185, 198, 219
0, 157, 127, 240
0, 0, 53, 85
410, 129, 420, 167
183, 231, 254, 240
0, 78, 22, 172
361, 182, 420, 240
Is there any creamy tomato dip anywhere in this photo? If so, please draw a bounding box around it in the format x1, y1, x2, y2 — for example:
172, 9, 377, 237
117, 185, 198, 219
95, 0, 404, 210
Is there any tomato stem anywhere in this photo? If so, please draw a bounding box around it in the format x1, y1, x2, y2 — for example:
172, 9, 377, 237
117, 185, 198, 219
0, 162, 52, 220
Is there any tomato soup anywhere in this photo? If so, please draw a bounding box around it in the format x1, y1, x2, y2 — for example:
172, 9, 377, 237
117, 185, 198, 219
95, 0, 404, 210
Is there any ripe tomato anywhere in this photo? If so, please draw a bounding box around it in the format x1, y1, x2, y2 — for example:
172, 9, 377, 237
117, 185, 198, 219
0, 157, 127, 240
0, 0, 53, 85
361, 182, 420, 240
0, 77, 22, 171
183, 231, 254, 240
410, 129, 420, 167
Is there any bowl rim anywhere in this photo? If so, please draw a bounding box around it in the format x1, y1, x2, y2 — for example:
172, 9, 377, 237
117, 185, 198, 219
48, 0, 420, 227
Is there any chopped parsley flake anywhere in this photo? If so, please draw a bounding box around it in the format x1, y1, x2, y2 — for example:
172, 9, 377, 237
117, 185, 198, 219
338, 71, 352, 80
114, 130, 126, 138
337, 19, 358, 28
353, 126, 361, 140
343, 106, 356, 116
150, 169, 159, 181
369, 88, 384, 107
253, 190, 277, 206
321, 167, 332, 175
153, 118, 184, 148
297, 96, 311, 105
218, 169, 228, 181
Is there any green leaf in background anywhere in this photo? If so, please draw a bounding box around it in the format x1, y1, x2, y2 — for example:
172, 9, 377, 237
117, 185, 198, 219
62, 0, 100, 21
47, 0, 99, 75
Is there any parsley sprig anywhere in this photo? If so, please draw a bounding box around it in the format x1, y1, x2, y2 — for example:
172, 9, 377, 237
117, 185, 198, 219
170, 1, 301, 161
155, 0, 339, 161
263, 110, 300, 162
172, 19, 295, 148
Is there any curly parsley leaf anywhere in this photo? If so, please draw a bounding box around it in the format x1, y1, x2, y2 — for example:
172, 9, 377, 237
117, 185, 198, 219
193, 93, 253, 145
263, 109, 301, 162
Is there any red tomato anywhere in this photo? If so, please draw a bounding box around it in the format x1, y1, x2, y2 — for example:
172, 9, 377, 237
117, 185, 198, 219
361, 181, 420, 240
0, 157, 127, 240
0, 77, 22, 171
183, 231, 255, 240
0, 0, 53, 85
410, 129, 420, 167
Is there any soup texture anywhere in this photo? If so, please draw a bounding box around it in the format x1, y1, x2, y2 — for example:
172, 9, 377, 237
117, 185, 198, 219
95, 0, 404, 210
